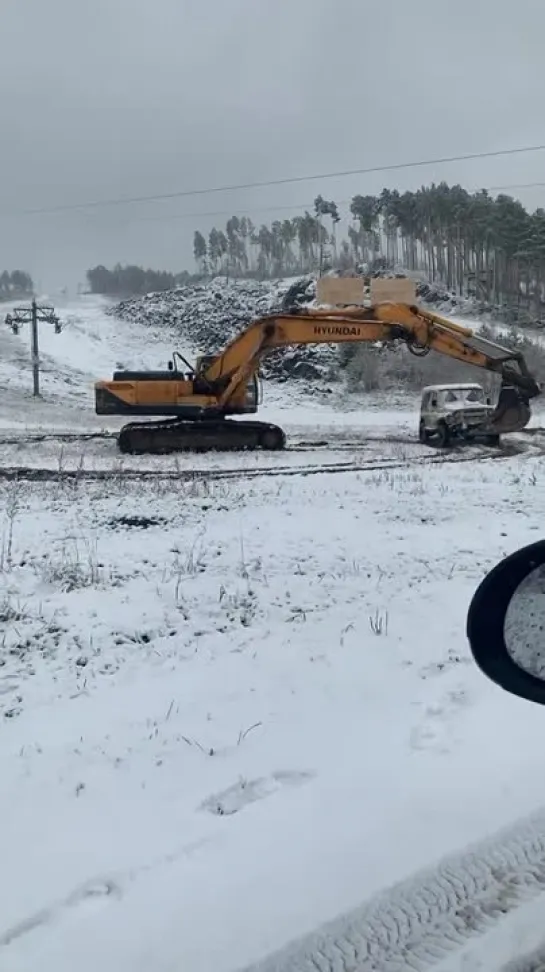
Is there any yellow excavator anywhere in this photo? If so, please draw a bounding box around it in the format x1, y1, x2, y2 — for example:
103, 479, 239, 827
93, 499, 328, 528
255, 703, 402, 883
94, 302, 541, 454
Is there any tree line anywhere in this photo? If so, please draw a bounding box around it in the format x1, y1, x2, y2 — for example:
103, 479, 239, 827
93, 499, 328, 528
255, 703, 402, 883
85, 183, 545, 318
0, 270, 34, 301
193, 195, 339, 280
193, 185, 545, 316
86, 264, 197, 297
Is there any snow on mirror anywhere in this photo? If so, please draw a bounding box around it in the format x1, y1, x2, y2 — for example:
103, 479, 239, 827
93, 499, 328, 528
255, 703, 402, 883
504, 565, 545, 679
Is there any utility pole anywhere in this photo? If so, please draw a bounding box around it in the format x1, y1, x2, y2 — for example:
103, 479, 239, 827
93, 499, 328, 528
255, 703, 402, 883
5, 299, 62, 397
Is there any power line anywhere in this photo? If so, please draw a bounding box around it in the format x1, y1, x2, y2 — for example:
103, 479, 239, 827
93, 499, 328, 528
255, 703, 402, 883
490, 180, 545, 192
93, 179, 545, 227
124, 201, 316, 224
13, 142, 545, 217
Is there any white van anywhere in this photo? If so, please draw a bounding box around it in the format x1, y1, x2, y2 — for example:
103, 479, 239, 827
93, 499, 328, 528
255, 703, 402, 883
419, 383, 498, 447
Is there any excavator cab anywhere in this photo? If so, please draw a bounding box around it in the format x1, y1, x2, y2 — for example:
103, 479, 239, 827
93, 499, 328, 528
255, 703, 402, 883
195, 354, 261, 411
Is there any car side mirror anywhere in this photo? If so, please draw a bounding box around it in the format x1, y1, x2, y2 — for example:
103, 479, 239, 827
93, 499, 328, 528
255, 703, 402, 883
467, 540, 545, 705
431, 399, 437, 407
486, 397, 491, 405
167, 360, 173, 371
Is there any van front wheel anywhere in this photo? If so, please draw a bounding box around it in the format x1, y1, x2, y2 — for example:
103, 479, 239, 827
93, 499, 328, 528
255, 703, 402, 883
436, 422, 451, 448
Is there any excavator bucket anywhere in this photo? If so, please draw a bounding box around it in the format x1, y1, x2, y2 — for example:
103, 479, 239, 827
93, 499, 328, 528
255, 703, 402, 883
488, 384, 531, 435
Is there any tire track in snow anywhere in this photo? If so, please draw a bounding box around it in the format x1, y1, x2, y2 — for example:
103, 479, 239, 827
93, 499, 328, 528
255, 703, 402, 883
239, 809, 545, 972
0, 432, 419, 450
0, 451, 515, 482
0, 442, 526, 482
2, 428, 545, 446
0, 431, 118, 444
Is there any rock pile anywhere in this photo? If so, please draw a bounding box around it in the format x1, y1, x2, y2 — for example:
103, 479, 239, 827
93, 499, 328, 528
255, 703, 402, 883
110, 276, 335, 380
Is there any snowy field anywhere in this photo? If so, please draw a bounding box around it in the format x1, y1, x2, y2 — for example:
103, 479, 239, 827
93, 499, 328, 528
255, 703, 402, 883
2, 295, 545, 971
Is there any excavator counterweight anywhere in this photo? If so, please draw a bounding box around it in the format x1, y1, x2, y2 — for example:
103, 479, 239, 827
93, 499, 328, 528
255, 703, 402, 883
94, 302, 541, 454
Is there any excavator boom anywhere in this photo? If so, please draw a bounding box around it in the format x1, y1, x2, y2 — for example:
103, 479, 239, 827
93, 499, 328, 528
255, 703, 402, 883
204, 303, 539, 397
94, 301, 540, 454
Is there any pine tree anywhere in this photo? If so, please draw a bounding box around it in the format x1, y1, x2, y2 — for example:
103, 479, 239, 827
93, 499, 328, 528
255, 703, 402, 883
193, 231, 208, 274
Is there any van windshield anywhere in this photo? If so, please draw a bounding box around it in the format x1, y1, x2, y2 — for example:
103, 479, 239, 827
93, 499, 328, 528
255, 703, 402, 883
443, 387, 485, 405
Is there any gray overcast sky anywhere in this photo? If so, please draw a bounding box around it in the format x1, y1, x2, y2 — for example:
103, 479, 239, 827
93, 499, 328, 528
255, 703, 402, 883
1, 0, 544, 291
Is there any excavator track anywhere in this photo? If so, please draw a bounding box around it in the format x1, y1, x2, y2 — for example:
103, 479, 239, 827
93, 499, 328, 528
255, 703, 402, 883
117, 418, 287, 455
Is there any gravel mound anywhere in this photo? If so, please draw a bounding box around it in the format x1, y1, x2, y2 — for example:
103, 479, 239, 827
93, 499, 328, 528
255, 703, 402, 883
110, 276, 333, 380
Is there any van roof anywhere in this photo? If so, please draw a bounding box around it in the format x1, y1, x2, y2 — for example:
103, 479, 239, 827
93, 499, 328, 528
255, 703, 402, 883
422, 383, 483, 393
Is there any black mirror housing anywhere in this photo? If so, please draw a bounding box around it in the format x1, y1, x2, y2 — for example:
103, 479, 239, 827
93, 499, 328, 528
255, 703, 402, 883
467, 540, 545, 705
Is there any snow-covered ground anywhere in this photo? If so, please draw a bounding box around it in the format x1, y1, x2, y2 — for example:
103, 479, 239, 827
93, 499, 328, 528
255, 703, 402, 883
2, 294, 545, 971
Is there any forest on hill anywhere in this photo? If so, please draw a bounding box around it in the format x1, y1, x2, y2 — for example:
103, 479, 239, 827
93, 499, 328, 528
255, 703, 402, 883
87, 182, 545, 322
192, 184, 545, 317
